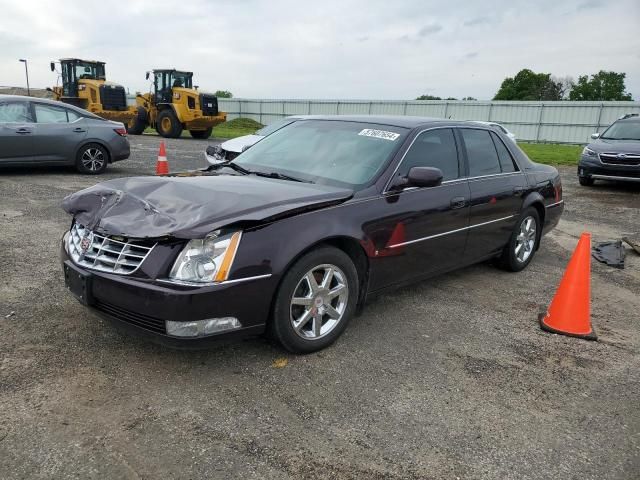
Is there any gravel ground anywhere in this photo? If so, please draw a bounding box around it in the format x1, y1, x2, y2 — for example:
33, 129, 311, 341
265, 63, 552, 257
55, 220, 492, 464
1, 134, 639, 479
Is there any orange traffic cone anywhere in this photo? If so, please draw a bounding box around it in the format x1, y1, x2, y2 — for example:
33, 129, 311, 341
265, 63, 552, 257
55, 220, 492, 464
539, 232, 596, 340
156, 142, 169, 175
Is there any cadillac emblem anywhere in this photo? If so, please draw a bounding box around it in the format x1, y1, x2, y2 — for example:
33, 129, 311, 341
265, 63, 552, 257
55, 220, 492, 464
79, 231, 94, 256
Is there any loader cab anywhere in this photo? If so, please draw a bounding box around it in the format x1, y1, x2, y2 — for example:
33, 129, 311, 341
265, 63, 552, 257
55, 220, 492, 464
57, 59, 106, 98
150, 70, 193, 104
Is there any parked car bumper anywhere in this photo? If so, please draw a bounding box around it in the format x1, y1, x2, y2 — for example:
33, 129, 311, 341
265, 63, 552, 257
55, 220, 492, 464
578, 155, 640, 182
110, 137, 130, 162
60, 236, 270, 348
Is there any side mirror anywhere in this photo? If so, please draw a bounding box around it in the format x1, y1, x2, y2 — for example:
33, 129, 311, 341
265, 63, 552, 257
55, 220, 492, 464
194, 85, 199, 90
145, 72, 150, 80
50, 62, 55, 72
241, 144, 252, 152
590, 133, 600, 139
390, 166, 443, 190
46, 87, 52, 92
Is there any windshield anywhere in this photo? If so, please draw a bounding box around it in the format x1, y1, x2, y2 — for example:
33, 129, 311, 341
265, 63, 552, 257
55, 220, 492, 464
255, 118, 295, 137
74, 62, 105, 80
234, 120, 408, 188
171, 72, 193, 89
601, 121, 640, 140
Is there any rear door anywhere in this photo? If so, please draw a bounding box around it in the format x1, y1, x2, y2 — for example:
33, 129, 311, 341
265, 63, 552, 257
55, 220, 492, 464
0, 99, 36, 163
458, 128, 527, 260
31, 103, 88, 163
367, 127, 471, 289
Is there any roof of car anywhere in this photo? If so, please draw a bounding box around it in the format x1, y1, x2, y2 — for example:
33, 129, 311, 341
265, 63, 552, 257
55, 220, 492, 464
291, 115, 491, 129
0, 94, 105, 119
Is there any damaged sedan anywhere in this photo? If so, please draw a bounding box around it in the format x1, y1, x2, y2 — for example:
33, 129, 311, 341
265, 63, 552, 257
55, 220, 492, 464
61, 116, 563, 353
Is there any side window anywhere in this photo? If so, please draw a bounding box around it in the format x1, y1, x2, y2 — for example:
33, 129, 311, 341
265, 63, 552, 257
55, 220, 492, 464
491, 132, 518, 173
34, 104, 69, 123
398, 128, 459, 181
67, 110, 82, 122
0, 102, 33, 123
461, 129, 501, 177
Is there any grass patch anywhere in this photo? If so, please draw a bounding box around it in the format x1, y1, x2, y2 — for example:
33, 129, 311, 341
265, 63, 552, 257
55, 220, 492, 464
518, 143, 583, 166
213, 118, 263, 139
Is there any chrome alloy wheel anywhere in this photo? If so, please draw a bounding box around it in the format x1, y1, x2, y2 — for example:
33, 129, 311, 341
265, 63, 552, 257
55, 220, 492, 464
81, 148, 105, 171
515, 215, 537, 263
290, 264, 349, 340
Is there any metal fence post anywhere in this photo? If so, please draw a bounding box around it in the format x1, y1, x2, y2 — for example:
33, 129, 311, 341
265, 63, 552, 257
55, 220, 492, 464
239, 100, 242, 118
403, 101, 408, 115
282, 101, 285, 118
368, 101, 372, 114
535, 104, 545, 142
487, 102, 493, 121
308, 101, 311, 114
595, 102, 604, 133
336, 101, 340, 115
443, 101, 449, 119
259, 100, 262, 125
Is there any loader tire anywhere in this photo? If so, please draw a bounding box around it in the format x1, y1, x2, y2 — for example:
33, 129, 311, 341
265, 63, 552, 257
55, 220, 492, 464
126, 107, 148, 135
157, 109, 183, 138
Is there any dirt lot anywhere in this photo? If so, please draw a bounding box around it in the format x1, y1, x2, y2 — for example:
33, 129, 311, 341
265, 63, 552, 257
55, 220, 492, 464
1, 135, 639, 479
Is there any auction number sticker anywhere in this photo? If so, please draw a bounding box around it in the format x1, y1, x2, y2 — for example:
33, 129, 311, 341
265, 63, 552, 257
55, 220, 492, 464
358, 129, 400, 141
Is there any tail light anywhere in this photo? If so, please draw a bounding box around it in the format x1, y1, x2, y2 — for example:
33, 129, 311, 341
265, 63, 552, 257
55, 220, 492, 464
554, 182, 562, 202
113, 127, 127, 137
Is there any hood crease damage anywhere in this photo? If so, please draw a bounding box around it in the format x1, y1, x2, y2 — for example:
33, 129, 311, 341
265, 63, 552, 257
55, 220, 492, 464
62, 174, 353, 239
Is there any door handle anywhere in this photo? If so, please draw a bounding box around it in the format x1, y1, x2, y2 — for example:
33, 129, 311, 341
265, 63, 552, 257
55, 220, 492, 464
15, 128, 32, 134
450, 197, 467, 209
73, 128, 87, 133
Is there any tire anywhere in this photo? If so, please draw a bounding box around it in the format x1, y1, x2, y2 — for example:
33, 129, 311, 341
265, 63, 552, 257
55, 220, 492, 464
497, 207, 541, 272
579, 176, 595, 186
271, 246, 359, 353
190, 127, 213, 139
156, 109, 183, 138
126, 106, 148, 135
75, 143, 109, 175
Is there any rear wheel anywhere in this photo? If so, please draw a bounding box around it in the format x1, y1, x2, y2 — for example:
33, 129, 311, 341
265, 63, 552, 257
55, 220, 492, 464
156, 109, 183, 138
76, 143, 109, 174
579, 176, 595, 186
497, 207, 540, 272
126, 106, 148, 135
190, 127, 213, 139
272, 247, 359, 353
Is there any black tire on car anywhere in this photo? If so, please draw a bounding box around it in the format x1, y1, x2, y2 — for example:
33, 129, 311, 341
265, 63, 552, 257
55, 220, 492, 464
126, 106, 148, 135
75, 143, 109, 175
189, 127, 213, 139
271, 246, 359, 353
497, 207, 541, 272
156, 109, 183, 138
579, 176, 595, 186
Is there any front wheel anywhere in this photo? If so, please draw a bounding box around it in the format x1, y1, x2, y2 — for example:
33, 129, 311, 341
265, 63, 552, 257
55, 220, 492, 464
497, 207, 541, 272
75, 143, 109, 174
271, 247, 359, 353
156, 109, 183, 138
190, 127, 213, 139
579, 176, 595, 186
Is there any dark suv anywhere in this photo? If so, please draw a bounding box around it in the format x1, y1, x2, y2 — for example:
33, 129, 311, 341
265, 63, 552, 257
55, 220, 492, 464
578, 113, 640, 186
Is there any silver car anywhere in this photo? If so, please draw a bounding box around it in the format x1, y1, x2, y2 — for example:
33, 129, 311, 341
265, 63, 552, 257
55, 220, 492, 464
0, 94, 130, 174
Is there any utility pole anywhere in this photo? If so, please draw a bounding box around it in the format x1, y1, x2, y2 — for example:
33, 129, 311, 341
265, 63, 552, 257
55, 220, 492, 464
19, 59, 30, 96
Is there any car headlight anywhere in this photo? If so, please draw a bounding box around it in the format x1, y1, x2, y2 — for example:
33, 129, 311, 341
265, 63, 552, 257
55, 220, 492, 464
169, 231, 242, 284
582, 147, 596, 156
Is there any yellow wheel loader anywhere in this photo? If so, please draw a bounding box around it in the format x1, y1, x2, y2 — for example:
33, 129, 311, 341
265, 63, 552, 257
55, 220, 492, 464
49, 59, 136, 125
129, 69, 226, 138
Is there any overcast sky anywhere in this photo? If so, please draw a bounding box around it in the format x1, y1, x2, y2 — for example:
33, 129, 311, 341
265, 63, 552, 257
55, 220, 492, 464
1, 0, 639, 100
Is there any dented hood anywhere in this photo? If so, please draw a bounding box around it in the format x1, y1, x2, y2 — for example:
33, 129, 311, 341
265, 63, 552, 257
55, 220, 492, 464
62, 174, 353, 239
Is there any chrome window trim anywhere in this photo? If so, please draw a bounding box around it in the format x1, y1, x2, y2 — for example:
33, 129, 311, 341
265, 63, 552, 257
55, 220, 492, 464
157, 273, 272, 287
388, 214, 516, 249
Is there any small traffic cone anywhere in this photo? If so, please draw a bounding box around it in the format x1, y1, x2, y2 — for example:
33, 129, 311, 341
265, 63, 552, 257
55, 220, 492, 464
156, 142, 169, 175
539, 232, 597, 340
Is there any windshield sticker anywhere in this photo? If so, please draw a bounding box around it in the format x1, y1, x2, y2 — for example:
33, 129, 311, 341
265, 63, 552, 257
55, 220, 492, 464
358, 129, 400, 141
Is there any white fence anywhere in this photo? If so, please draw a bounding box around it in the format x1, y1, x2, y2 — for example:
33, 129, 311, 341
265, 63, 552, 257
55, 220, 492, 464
217, 99, 640, 144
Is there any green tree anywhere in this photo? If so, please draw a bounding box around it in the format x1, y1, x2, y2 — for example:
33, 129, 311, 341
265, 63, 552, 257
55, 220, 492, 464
462, 96, 477, 101
493, 69, 563, 100
568, 71, 633, 101
416, 94, 442, 100
214, 90, 233, 98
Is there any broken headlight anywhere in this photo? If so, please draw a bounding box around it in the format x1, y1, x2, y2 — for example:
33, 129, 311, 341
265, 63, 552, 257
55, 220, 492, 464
169, 231, 242, 284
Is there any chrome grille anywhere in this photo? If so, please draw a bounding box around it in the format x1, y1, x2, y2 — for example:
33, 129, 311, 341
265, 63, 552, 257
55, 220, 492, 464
599, 152, 640, 166
67, 223, 155, 274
